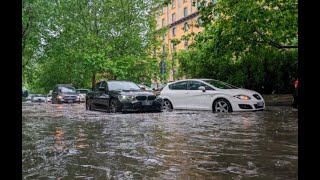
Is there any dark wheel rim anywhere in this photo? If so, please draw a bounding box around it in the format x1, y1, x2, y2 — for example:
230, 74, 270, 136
110, 100, 117, 113
214, 100, 229, 113
163, 100, 172, 111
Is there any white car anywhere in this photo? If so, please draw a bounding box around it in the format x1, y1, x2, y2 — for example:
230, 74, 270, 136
76, 89, 90, 102
160, 79, 265, 112
31, 94, 47, 103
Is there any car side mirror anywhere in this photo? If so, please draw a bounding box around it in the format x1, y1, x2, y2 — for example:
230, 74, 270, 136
198, 86, 206, 92
99, 87, 106, 91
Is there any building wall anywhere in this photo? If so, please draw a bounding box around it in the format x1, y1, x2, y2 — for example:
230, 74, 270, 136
156, 0, 214, 82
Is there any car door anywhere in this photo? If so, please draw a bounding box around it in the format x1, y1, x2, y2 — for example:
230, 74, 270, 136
167, 81, 188, 109
97, 81, 110, 108
186, 81, 215, 110
91, 82, 102, 109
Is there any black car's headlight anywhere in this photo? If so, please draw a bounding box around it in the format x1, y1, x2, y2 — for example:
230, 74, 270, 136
119, 95, 136, 101
156, 95, 162, 100
234, 95, 251, 100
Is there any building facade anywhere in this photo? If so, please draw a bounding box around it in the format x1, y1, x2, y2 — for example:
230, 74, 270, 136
156, 0, 216, 82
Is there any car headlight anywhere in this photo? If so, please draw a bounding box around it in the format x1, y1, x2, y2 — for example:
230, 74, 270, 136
234, 95, 251, 100
58, 95, 63, 99
119, 95, 136, 101
156, 95, 162, 100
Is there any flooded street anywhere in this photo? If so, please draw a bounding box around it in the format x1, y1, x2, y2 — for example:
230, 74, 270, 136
22, 103, 298, 179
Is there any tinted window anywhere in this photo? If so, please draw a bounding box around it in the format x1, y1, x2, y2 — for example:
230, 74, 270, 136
94, 82, 102, 91
100, 81, 108, 89
188, 81, 213, 90
77, 89, 90, 93
203, 80, 238, 89
169, 81, 187, 90
108, 81, 140, 91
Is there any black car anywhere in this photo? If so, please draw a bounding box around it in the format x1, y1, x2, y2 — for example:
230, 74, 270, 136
86, 80, 163, 113
52, 84, 80, 104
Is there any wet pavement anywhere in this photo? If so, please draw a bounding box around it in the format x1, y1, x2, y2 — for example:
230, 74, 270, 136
22, 102, 298, 179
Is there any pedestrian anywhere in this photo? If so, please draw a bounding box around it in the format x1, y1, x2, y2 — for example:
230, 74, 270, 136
292, 78, 298, 109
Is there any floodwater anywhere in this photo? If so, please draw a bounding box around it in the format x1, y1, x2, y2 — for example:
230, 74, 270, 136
22, 103, 298, 179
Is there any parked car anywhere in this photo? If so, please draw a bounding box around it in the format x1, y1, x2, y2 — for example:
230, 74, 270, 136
31, 94, 47, 102
51, 84, 80, 104
46, 90, 53, 103
137, 84, 153, 91
86, 80, 163, 113
76, 89, 91, 102
160, 79, 265, 112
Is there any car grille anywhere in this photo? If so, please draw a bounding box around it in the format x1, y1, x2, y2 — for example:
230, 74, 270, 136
253, 94, 261, 100
63, 96, 77, 100
148, 95, 156, 100
136, 95, 156, 101
136, 96, 147, 101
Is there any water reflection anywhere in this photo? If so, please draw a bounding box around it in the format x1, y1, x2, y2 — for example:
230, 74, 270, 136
22, 105, 298, 179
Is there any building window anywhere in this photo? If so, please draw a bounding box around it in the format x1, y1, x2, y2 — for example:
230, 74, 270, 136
172, 43, 176, 51
162, 7, 165, 14
162, 45, 165, 52
197, 1, 201, 9
172, 28, 176, 36
172, 0, 176, 9
183, 22, 188, 31
162, 19, 165, 27
183, 0, 187, 3
184, 40, 188, 47
197, 18, 202, 26
212, 0, 217, 4
172, 13, 175, 22
162, 33, 166, 40
184, 7, 188, 17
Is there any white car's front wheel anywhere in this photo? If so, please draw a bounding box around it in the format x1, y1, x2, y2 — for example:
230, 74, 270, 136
213, 99, 232, 113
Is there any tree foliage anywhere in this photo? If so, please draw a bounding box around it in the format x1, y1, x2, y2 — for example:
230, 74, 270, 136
23, 0, 163, 93
175, 0, 298, 94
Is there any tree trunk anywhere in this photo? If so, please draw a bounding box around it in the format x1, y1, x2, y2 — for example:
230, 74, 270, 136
91, 73, 96, 90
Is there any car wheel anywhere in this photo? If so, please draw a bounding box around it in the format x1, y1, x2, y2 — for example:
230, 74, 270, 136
109, 99, 118, 113
163, 99, 173, 112
213, 99, 232, 113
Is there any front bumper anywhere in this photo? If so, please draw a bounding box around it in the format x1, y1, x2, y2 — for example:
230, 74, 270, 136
231, 99, 265, 111
57, 99, 80, 103
120, 99, 163, 112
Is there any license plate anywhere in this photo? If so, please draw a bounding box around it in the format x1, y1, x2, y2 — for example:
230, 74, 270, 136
142, 101, 152, 105
257, 102, 264, 106
67, 100, 73, 103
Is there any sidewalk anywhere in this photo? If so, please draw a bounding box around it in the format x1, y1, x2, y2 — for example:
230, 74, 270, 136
263, 94, 293, 106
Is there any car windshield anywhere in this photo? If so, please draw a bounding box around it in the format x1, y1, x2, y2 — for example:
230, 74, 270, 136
108, 81, 140, 91
59, 87, 76, 93
77, 89, 89, 94
203, 80, 238, 89
33, 94, 44, 97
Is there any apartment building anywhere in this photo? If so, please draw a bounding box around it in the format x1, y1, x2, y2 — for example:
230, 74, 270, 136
156, 0, 217, 82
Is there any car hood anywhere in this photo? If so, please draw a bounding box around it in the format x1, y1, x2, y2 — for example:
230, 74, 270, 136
60, 92, 79, 96
117, 90, 155, 96
219, 88, 261, 96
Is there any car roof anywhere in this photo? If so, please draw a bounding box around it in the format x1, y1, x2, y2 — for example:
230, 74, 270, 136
167, 79, 214, 84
